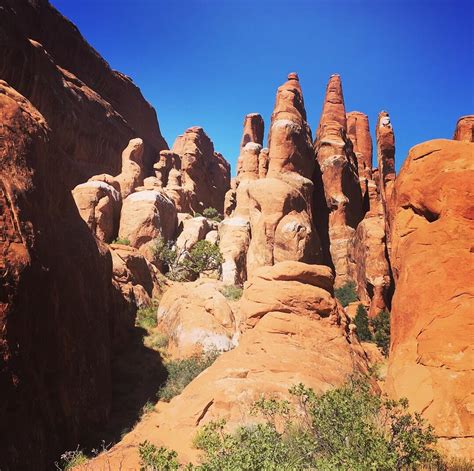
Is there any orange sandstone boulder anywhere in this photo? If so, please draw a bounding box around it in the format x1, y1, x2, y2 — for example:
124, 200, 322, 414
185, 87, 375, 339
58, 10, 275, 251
385, 139, 474, 460
89, 261, 369, 468
157, 279, 239, 358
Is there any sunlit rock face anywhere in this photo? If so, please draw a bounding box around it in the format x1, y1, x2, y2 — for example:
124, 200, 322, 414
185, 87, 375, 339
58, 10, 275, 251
313, 74, 363, 287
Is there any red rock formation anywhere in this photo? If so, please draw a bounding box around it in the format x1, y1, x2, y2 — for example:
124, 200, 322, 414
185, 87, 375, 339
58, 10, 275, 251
245, 73, 321, 273
347, 111, 373, 202
386, 139, 474, 460
240, 112, 264, 149
171, 127, 230, 213
0, 81, 133, 469
0, 0, 168, 184
375, 111, 396, 221
314, 75, 363, 286
88, 261, 370, 468
453, 114, 474, 142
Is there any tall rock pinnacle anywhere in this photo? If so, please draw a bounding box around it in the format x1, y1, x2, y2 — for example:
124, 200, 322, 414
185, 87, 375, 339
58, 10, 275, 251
314, 74, 363, 287
376, 111, 396, 242
240, 113, 264, 149
347, 111, 373, 191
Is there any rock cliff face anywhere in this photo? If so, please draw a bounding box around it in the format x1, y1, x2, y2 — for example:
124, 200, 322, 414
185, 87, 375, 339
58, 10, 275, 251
385, 139, 474, 460
314, 75, 363, 287
0, 81, 130, 469
0, 0, 168, 183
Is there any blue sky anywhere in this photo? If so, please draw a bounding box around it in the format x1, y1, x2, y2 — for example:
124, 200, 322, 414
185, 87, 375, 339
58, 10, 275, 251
52, 0, 473, 174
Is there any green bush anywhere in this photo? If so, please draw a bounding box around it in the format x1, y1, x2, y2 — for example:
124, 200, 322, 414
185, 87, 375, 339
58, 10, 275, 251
371, 310, 391, 356
138, 440, 180, 471
153, 238, 223, 282
136, 304, 158, 330
220, 285, 243, 301
354, 303, 372, 341
202, 207, 222, 223
157, 352, 219, 402
112, 236, 131, 246
194, 379, 440, 471
334, 280, 358, 307
142, 378, 442, 470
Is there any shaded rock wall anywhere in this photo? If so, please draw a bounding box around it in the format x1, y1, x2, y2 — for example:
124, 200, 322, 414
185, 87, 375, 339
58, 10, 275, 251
0, 0, 168, 184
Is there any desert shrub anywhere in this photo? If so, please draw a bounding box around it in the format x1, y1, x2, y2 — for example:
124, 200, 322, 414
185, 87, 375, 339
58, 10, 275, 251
371, 310, 391, 356
185, 240, 223, 277
146, 332, 169, 351
220, 285, 243, 301
112, 236, 131, 246
153, 238, 223, 282
140, 378, 441, 470
55, 447, 88, 470
193, 378, 440, 471
354, 303, 372, 341
334, 280, 358, 307
136, 303, 159, 330
193, 212, 203, 218
138, 440, 180, 470
157, 351, 219, 402
202, 207, 222, 222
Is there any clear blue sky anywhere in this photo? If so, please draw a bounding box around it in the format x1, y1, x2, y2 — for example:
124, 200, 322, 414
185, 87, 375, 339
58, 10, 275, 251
52, 0, 473, 174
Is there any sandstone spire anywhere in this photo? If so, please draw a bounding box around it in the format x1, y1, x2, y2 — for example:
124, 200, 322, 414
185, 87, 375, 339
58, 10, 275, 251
347, 111, 373, 185
375, 111, 396, 241
314, 74, 363, 287
240, 113, 264, 149
267, 72, 315, 179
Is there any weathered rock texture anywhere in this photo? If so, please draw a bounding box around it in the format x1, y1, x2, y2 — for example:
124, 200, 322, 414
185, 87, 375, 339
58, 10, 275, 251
220, 114, 266, 285
157, 279, 239, 358
0, 0, 168, 185
453, 115, 474, 142
245, 73, 321, 273
170, 127, 231, 213
375, 111, 396, 232
314, 75, 363, 286
240, 112, 264, 149
0, 81, 133, 469
346, 111, 373, 204
88, 261, 370, 468
386, 139, 474, 460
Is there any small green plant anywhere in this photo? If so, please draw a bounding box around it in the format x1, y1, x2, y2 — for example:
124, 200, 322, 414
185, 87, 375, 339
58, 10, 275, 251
153, 238, 223, 282
354, 303, 372, 341
136, 303, 159, 330
220, 285, 243, 301
157, 351, 219, 402
371, 309, 391, 356
138, 440, 180, 470
202, 207, 222, 222
193, 212, 203, 218
55, 447, 88, 470
112, 236, 131, 246
146, 332, 169, 351
141, 401, 155, 416
334, 280, 358, 307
